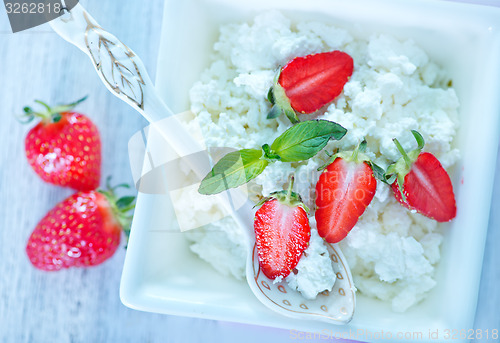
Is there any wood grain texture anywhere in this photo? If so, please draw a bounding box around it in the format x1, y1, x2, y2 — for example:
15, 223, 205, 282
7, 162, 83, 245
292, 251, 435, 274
0, 1, 497, 342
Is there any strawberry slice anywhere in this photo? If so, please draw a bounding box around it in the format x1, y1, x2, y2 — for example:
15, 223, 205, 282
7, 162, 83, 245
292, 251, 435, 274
387, 130, 456, 222
315, 141, 377, 243
253, 177, 311, 280
267, 51, 353, 123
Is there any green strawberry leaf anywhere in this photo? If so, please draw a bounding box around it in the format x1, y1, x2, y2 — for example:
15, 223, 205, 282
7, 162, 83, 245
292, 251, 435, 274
116, 196, 136, 209
411, 129, 425, 150
284, 108, 300, 124
270, 120, 346, 162
370, 162, 387, 183
384, 172, 397, 185
396, 174, 407, 202
198, 149, 269, 195
267, 105, 281, 119
267, 87, 275, 105
270, 82, 299, 124
52, 113, 62, 123
19, 96, 88, 124
17, 107, 35, 124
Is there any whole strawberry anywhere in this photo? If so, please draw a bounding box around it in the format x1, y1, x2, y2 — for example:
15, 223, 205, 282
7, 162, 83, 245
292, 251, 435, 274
26, 184, 134, 271
253, 177, 311, 280
386, 130, 456, 222
22, 96, 101, 191
315, 140, 378, 243
267, 50, 353, 123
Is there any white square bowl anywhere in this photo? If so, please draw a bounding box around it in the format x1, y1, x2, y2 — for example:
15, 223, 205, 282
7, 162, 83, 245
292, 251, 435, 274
120, 0, 500, 341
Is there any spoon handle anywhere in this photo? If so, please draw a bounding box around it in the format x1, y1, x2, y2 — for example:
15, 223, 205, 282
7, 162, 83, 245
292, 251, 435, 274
49, 3, 205, 163
49, 3, 256, 239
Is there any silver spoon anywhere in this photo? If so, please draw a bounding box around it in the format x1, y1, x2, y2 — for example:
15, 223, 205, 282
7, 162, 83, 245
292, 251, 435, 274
49, 2, 355, 324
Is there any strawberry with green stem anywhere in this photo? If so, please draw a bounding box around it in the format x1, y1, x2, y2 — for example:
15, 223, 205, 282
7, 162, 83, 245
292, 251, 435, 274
26, 179, 135, 271
386, 130, 456, 222
315, 140, 379, 243
267, 51, 353, 123
253, 177, 311, 280
21, 96, 101, 191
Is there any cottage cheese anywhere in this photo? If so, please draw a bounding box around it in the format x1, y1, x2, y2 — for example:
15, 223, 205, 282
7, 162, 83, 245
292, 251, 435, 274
285, 217, 337, 300
183, 11, 459, 312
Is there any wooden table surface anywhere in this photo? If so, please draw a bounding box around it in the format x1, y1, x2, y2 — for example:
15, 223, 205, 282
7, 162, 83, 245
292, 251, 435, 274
0, 1, 498, 342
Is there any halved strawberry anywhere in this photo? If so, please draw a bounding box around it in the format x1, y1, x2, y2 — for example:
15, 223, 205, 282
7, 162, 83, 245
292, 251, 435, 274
386, 130, 456, 222
253, 177, 311, 280
267, 51, 353, 123
315, 141, 378, 243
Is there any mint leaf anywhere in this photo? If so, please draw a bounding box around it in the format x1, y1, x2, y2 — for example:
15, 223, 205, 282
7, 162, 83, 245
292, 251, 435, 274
198, 120, 347, 195
198, 149, 268, 195
270, 120, 346, 162
261, 143, 281, 160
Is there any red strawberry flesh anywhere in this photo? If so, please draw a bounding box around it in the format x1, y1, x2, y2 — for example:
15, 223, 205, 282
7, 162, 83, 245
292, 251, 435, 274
278, 51, 353, 114
315, 158, 376, 243
392, 152, 456, 222
254, 199, 310, 280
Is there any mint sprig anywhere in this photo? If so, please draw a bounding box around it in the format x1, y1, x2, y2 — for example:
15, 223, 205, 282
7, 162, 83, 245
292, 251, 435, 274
198, 149, 268, 195
198, 120, 346, 195
271, 120, 346, 162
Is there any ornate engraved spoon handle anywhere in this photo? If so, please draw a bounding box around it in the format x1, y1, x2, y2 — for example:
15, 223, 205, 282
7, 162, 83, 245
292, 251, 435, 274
49, 3, 203, 158
49, 2, 254, 231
